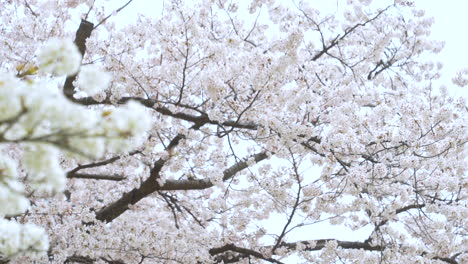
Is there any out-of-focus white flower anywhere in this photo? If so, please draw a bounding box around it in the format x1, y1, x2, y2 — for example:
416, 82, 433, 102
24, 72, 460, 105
76, 64, 112, 95
101, 101, 152, 152
0, 183, 29, 216
21, 223, 49, 252
68, 137, 106, 159
103, 101, 152, 138
0, 38, 155, 261
0, 219, 48, 259
37, 39, 81, 76
0, 154, 19, 180
0, 155, 29, 216
119, 101, 152, 138
22, 144, 66, 193
0, 74, 24, 121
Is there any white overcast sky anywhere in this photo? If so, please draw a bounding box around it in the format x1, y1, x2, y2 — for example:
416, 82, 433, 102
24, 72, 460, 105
417, 0, 468, 98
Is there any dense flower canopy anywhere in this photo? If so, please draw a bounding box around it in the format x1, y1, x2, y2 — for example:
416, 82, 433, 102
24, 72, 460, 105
0, 0, 466, 263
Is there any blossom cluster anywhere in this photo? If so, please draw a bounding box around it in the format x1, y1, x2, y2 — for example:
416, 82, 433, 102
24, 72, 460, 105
0, 0, 466, 263
0, 39, 151, 260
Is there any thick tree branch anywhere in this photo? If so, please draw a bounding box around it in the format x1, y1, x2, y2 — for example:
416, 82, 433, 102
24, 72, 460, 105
63, 19, 94, 100
95, 151, 268, 222
432, 256, 458, 264
279, 239, 383, 252
94, 134, 184, 222
279, 240, 459, 264
209, 244, 284, 264
375, 203, 425, 230
73, 96, 258, 130
67, 173, 125, 181
66, 152, 141, 181
210, 239, 461, 264
64, 255, 95, 263
68, 155, 122, 174
64, 255, 126, 264
209, 240, 381, 263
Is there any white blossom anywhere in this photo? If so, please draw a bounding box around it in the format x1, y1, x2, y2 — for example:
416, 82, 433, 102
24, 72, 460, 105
0, 74, 24, 121
0, 219, 48, 259
100, 101, 152, 152
22, 144, 66, 193
37, 39, 81, 76
0, 155, 30, 216
76, 64, 112, 95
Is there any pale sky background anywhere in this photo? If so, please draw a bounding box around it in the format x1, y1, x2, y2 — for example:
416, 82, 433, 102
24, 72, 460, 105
417, 0, 468, 98
103, 0, 466, 262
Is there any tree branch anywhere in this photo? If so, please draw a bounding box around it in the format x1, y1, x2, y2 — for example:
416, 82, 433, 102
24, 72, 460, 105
311, 6, 391, 61
68, 155, 124, 174
67, 173, 125, 181
270, 152, 303, 254
64, 255, 95, 263
94, 134, 184, 222
209, 244, 284, 264
95, 151, 268, 222
279, 239, 459, 264
279, 239, 383, 252
63, 19, 94, 100
73, 96, 258, 130
93, 0, 134, 29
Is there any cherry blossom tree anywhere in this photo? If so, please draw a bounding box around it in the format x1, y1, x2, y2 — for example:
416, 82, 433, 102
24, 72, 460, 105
1, 0, 467, 263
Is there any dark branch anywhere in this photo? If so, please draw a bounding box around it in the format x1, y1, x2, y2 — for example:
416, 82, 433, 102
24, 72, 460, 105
311, 6, 390, 61
64, 255, 95, 264
72, 96, 258, 131
95, 151, 268, 223
68, 155, 124, 174
209, 244, 284, 264
280, 239, 458, 264
67, 173, 125, 181
63, 19, 94, 100
94, 134, 185, 222
279, 239, 383, 252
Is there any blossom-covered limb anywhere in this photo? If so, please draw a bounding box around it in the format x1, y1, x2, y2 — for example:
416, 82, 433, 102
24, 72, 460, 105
209, 244, 285, 264
94, 133, 185, 222
66, 173, 125, 181
95, 151, 268, 222
74, 95, 259, 130
277, 240, 463, 264
310, 5, 391, 61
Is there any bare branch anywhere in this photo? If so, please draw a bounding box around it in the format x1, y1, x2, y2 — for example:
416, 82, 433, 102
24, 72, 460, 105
67, 155, 124, 174
67, 173, 125, 181
94, 0, 134, 29
209, 244, 284, 264
311, 6, 391, 61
